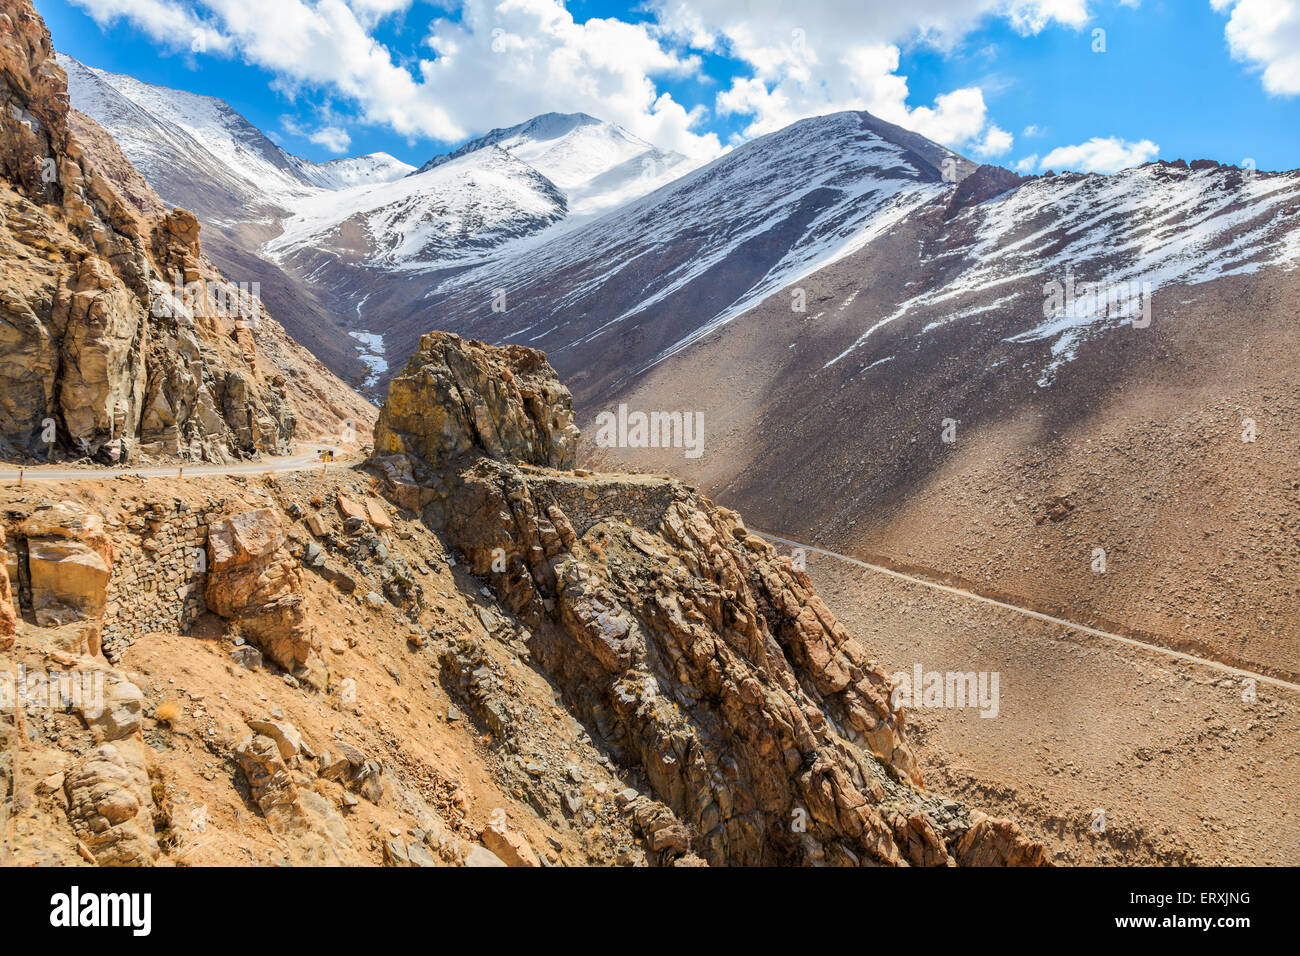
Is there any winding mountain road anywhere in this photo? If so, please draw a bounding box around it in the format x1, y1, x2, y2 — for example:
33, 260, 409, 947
753, 529, 1300, 695
3, 452, 1292, 696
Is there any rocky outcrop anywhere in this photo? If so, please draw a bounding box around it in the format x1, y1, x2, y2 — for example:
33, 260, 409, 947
944, 163, 1027, 217
954, 812, 1051, 866
0, 0, 362, 462
63, 742, 159, 866
373, 333, 1047, 867
204, 508, 322, 684
233, 732, 356, 865
480, 821, 540, 867
374, 331, 579, 470
20, 501, 113, 628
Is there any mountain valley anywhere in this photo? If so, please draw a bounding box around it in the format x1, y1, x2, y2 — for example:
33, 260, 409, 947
2, 0, 1298, 872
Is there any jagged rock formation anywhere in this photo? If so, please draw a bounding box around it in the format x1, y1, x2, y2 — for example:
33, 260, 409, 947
0, 467, 677, 868
376, 332, 579, 470
204, 508, 322, 686
0, 0, 371, 462
374, 332, 1045, 866
232, 730, 357, 865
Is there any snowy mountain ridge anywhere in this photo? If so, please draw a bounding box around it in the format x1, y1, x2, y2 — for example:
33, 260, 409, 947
263, 145, 569, 270
63, 56, 697, 275
59, 54, 413, 213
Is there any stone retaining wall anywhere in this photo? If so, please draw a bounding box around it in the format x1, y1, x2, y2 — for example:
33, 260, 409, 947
101, 503, 214, 661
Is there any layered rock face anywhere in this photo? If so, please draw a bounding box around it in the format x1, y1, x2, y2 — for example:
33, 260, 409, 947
0, 0, 317, 462
374, 333, 1046, 866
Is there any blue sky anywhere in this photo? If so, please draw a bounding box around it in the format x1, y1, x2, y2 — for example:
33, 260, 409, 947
34, 0, 1300, 172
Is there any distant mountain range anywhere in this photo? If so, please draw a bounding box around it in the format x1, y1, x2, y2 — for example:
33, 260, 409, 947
64, 54, 1300, 431
61, 54, 703, 393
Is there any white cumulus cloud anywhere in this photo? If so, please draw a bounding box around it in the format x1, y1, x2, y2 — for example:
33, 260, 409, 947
1039, 136, 1159, 173
970, 124, 1014, 158
655, 0, 1090, 154
69, 0, 721, 158
67, 0, 1102, 162
1212, 0, 1300, 96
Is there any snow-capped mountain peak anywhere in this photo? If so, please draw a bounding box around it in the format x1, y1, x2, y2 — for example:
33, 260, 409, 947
64, 57, 695, 273
416, 112, 604, 173
59, 53, 415, 215
416, 111, 695, 219
294, 153, 415, 190
264, 145, 568, 270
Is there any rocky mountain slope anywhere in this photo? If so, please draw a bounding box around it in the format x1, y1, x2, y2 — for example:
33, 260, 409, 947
0, 0, 372, 462
59, 55, 414, 222
1, 324, 1047, 866
412, 110, 977, 405
590, 156, 1300, 681
58, 54, 421, 389
63, 66, 699, 396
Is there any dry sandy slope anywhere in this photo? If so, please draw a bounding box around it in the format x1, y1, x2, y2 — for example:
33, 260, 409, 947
583, 247, 1300, 681
804, 553, 1299, 866
2, 470, 652, 867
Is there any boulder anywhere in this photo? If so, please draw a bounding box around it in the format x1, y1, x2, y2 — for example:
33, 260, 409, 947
364, 497, 393, 531
20, 501, 113, 626
463, 844, 508, 867
204, 509, 321, 680
336, 495, 367, 523
480, 823, 540, 867
77, 674, 143, 740
247, 717, 310, 761
954, 812, 1051, 867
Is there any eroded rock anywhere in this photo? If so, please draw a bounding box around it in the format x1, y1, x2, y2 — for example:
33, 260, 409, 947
204, 508, 322, 683
63, 742, 159, 866
371, 331, 1048, 868
233, 732, 355, 865
20, 501, 113, 627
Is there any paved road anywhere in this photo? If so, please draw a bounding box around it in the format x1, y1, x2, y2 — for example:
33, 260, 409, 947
0, 445, 347, 483
754, 528, 1300, 695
